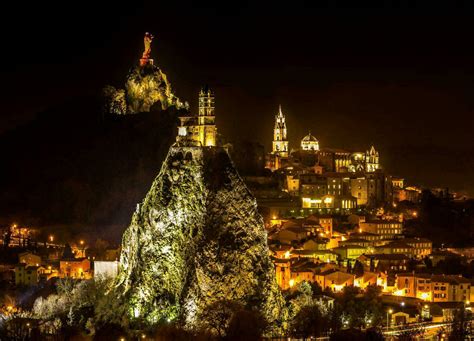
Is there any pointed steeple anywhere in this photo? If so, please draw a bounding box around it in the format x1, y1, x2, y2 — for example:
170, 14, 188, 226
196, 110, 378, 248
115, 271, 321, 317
272, 105, 288, 156
365, 145, 380, 172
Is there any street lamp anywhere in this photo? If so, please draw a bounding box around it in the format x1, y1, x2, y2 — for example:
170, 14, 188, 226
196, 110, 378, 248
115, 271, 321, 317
387, 309, 393, 330
49, 235, 54, 243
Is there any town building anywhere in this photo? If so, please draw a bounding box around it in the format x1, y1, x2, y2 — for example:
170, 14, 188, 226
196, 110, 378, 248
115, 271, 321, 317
18, 252, 42, 267
332, 245, 368, 260
394, 273, 471, 303
59, 245, 91, 279
59, 258, 91, 279
358, 254, 410, 272
359, 219, 403, 239
403, 238, 433, 258
314, 269, 355, 292
375, 240, 415, 257
15, 264, 43, 286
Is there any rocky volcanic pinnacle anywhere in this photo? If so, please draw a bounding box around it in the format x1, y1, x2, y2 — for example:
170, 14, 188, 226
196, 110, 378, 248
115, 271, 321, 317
116, 145, 283, 330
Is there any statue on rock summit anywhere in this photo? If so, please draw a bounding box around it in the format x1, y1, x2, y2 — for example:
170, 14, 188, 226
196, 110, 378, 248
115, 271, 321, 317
103, 32, 186, 115
140, 32, 154, 66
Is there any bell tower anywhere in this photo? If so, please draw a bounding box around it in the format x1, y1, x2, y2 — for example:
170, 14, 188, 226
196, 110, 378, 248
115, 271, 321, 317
198, 85, 216, 147
272, 105, 289, 157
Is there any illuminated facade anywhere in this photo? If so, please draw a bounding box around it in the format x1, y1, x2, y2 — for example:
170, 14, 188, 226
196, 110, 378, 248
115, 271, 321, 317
365, 145, 380, 172
177, 86, 217, 147
272, 105, 289, 156
359, 220, 403, 240
15, 264, 43, 286
315, 269, 355, 292
301, 132, 319, 151
59, 258, 91, 279
395, 273, 471, 303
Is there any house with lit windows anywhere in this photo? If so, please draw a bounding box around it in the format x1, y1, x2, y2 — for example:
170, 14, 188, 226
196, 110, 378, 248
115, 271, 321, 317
314, 269, 355, 292
15, 264, 44, 286
359, 219, 403, 240
394, 273, 471, 303
403, 238, 432, 258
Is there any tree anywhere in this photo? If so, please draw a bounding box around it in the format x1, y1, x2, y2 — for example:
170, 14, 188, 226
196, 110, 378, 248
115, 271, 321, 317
423, 256, 433, 270
290, 305, 327, 339
226, 309, 267, 340
33, 277, 126, 336
353, 260, 364, 277
3, 227, 11, 249
199, 300, 243, 338
337, 286, 365, 329
62, 244, 74, 259
407, 258, 418, 272
347, 260, 352, 274
309, 281, 323, 296
449, 308, 469, 341
363, 285, 384, 327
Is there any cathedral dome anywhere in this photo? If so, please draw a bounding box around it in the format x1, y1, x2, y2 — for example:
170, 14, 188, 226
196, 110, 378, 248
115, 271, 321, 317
302, 133, 318, 142
301, 132, 319, 151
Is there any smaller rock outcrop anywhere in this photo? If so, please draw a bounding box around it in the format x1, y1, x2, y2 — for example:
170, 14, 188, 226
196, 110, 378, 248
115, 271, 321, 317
103, 33, 187, 115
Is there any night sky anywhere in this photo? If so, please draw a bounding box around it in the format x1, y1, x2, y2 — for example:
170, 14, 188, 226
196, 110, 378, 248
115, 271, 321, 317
1, 2, 474, 195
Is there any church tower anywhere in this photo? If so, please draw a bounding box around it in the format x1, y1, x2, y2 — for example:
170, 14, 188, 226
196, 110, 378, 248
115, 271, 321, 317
198, 85, 216, 147
177, 85, 217, 147
272, 105, 289, 157
365, 145, 380, 172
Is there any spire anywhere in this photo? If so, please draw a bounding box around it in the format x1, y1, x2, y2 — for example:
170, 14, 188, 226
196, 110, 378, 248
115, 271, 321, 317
278, 104, 283, 117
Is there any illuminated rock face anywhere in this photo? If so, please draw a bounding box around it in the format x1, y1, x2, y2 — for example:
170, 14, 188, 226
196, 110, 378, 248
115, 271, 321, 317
103, 63, 185, 115
117, 146, 282, 329
125, 63, 176, 114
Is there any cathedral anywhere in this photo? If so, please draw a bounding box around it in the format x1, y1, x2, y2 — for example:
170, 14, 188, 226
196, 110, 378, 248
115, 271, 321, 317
266, 104, 380, 174
265, 105, 390, 210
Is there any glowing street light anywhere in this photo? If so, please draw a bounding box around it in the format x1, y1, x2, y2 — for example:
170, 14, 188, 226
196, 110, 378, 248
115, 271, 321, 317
387, 309, 393, 329
49, 235, 54, 243
80, 240, 84, 246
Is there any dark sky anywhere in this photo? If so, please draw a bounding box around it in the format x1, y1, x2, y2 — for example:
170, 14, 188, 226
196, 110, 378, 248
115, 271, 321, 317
1, 2, 474, 195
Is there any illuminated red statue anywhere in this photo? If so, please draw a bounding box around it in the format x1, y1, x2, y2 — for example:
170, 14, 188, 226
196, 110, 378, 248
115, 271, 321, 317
140, 32, 154, 66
